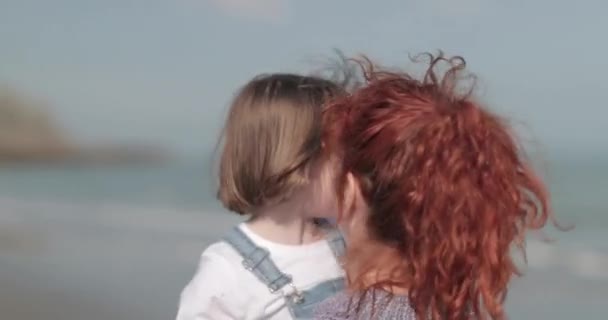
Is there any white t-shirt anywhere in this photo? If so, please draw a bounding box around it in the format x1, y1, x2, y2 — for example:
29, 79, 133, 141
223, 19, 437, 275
176, 223, 344, 320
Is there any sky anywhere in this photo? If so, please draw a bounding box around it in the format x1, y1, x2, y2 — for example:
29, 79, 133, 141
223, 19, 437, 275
1, 0, 607, 158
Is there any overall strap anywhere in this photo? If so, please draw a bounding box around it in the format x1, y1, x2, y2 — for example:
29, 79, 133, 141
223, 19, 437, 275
325, 228, 347, 260
223, 227, 293, 293
314, 218, 347, 259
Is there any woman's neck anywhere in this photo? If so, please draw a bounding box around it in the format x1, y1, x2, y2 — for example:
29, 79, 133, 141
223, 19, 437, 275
346, 240, 410, 296
246, 200, 323, 245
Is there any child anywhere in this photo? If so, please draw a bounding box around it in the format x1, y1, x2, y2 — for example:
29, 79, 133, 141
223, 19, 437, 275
176, 74, 346, 320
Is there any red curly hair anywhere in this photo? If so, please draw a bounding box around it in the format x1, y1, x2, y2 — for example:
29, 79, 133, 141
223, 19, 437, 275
323, 52, 554, 319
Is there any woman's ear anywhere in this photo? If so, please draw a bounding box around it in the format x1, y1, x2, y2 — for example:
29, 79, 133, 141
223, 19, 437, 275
338, 172, 370, 241
340, 172, 361, 226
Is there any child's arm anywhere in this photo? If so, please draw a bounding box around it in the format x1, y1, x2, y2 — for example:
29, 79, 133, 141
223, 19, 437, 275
176, 251, 244, 320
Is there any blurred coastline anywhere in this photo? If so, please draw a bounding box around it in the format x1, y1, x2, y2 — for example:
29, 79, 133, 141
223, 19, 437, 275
0, 88, 170, 165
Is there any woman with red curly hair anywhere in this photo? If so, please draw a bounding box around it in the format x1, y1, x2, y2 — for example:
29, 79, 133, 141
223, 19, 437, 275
315, 53, 555, 319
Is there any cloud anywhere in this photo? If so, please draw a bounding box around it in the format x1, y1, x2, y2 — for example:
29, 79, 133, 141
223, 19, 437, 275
209, 0, 289, 23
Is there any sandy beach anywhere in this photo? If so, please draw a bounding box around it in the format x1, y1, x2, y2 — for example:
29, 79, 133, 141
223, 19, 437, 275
1, 198, 607, 320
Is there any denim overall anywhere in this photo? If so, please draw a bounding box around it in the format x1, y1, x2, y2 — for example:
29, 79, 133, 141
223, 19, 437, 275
223, 226, 346, 319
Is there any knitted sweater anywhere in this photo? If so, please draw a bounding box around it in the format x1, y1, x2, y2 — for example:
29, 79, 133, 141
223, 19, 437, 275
314, 290, 416, 319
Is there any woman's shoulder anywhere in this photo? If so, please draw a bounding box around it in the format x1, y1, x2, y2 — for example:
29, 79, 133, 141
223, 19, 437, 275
314, 291, 352, 319
315, 290, 416, 320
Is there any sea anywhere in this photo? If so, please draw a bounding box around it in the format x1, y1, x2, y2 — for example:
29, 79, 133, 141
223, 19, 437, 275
0, 156, 606, 246
0, 155, 606, 319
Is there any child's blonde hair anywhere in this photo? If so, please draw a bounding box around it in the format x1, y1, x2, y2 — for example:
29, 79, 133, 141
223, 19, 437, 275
217, 73, 344, 215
